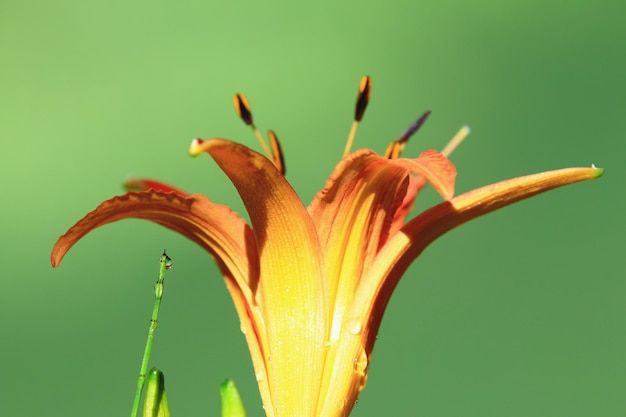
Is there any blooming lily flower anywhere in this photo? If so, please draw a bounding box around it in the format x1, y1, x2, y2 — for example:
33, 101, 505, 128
51, 77, 602, 417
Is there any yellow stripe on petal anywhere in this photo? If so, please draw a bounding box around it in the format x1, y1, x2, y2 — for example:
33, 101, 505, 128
308, 150, 456, 326
192, 138, 328, 417
308, 150, 408, 334
307, 150, 416, 416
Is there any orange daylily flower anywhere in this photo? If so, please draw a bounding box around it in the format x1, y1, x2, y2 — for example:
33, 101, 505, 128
51, 77, 602, 417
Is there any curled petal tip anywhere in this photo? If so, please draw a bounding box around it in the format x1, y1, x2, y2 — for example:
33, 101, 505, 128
51, 241, 70, 268
189, 138, 205, 156
590, 164, 604, 177
572, 165, 604, 181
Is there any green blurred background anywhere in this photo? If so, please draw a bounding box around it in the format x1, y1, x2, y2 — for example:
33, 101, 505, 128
1, 0, 624, 416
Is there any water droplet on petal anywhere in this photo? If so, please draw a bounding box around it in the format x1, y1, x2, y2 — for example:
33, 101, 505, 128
345, 318, 362, 335
255, 369, 266, 382
354, 346, 369, 390
353, 348, 368, 374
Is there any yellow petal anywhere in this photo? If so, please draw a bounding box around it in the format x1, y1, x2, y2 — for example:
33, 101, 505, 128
191, 138, 328, 417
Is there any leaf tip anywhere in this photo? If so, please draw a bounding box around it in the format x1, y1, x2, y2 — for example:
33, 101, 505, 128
220, 378, 247, 417
50, 241, 66, 268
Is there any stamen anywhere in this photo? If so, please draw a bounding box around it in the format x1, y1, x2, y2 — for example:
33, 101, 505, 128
383, 141, 402, 159
441, 125, 470, 157
383, 111, 431, 159
233, 94, 253, 125
396, 111, 431, 144
233, 93, 273, 158
268, 130, 286, 175
355, 76, 372, 122
343, 76, 372, 157
343, 121, 359, 157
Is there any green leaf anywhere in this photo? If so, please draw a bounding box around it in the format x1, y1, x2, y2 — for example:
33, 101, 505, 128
220, 379, 247, 417
143, 368, 170, 417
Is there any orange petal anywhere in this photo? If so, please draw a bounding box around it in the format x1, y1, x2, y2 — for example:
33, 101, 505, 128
388, 175, 427, 236
391, 150, 457, 200
349, 165, 604, 353
191, 138, 328, 417
51, 190, 258, 292
51, 189, 269, 411
307, 149, 455, 416
387, 150, 456, 234
308, 150, 408, 336
307, 150, 456, 310
308, 150, 408, 415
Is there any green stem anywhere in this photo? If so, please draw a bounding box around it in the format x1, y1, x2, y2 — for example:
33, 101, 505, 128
130, 251, 172, 417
